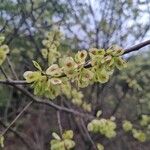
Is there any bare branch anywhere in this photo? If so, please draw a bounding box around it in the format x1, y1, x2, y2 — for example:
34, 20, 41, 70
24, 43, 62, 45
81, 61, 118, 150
0, 66, 9, 80
1, 101, 33, 136
80, 119, 97, 150
1, 80, 95, 120
0, 120, 32, 150
57, 111, 63, 135
123, 40, 150, 54
85, 39, 150, 68
6, 57, 18, 80
0, 80, 28, 85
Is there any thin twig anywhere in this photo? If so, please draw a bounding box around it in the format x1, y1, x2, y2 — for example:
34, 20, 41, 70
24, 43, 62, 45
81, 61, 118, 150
1, 101, 33, 136
123, 40, 150, 54
1, 81, 95, 119
80, 119, 97, 150
0, 80, 28, 84
111, 91, 127, 116
0, 120, 32, 150
0, 40, 149, 85
85, 39, 150, 68
0, 67, 9, 80
6, 57, 18, 80
57, 111, 63, 135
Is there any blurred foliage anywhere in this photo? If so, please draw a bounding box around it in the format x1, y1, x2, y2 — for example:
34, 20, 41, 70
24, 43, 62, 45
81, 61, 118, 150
0, 86, 10, 107
118, 52, 150, 115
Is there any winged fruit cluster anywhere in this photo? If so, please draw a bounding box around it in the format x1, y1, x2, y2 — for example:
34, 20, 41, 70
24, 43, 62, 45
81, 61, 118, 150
87, 118, 117, 139
122, 120, 133, 132
0, 36, 9, 66
50, 130, 75, 150
122, 119, 147, 142
23, 31, 127, 102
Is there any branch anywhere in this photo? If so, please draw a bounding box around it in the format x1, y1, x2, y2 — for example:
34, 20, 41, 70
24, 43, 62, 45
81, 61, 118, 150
84, 39, 150, 68
0, 80, 95, 120
57, 111, 63, 135
6, 57, 18, 80
0, 80, 28, 85
123, 40, 150, 54
1, 101, 33, 136
19, 87, 92, 118
0, 120, 32, 150
0, 40, 149, 85
80, 119, 97, 150
0, 40, 149, 124
0, 67, 9, 80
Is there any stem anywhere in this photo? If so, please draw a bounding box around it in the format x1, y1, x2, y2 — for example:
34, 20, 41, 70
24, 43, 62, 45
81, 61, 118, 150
1, 101, 33, 136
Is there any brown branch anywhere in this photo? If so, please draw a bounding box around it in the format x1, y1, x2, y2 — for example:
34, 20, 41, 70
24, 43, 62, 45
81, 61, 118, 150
0, 40, 149, 85
1, 101, 33, 136
80, 119, 97, 150
0, 80, 28, 85
18, 88, 94, 119
0, 120, 32, 150
84, 39, 150, 68
111, 91, 127, 116
57, 111, 63, 135
0, 67, 9, 80
6, 57, 18, 80
0, 80, 95, 120
123, 40, 150, 54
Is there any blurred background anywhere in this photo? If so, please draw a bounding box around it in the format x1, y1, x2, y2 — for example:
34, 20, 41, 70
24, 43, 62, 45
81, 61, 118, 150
0, 0, 150, 149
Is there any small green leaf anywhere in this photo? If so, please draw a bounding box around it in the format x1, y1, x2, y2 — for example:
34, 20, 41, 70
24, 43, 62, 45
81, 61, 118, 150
41, 48, 48, 59
0, 51, 6, 66
122, 120, 133, 132
49, 78, 62, 85
132, 129, 146, 142
52, 132, 61, 140
64, 139, 75, 149
46, 64, 62, 76
75, 50, 87, 63
62, 130, 74, 139
114, 57, 127, 70
32, 60, 42, 71
97, 143, 104, 150
0, 135, 4, 148
23, 71, 41, 83
96, 110, 102, 117
0, 36, 5, 45
0, 45, 9, 54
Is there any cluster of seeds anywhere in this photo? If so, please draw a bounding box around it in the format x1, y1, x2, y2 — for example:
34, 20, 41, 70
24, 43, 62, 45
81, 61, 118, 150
0, 36, 9, 66
23, 31, 127, 103
122, 119, 147, 142
87, 118, 117, 139
41, 30, 62, 65
50, 130, 75, 150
